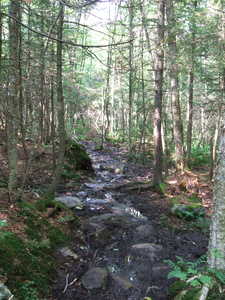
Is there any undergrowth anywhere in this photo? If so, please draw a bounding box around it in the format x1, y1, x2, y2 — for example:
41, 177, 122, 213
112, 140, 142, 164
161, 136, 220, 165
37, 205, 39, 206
165, 254, 225, 299
0, 198, 79, 299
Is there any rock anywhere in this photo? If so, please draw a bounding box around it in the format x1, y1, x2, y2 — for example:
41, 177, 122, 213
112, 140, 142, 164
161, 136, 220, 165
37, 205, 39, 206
82, 267, 108, 294
88, 213, 129, 226
131, 243, 163, 260
84, 183, 105, 191
55, 195, 83, 209
100, 163, 125, 174
111, 274, 134, 291
132, 224, 157, 243
0, 282, 13, 300
170, 195, 204, 220
65, 139, 94, 171
59, 247, 78, 260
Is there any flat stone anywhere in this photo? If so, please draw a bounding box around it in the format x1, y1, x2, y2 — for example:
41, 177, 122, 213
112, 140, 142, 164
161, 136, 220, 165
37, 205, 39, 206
111, 274, 134, 291
55, 195, 83, 209
132, 243, 163, 252
82, 267, 108, 294
100, 163, 125, 174
84, 183, 105, 191
59, 247, 78, 260
131, 243, 163, 260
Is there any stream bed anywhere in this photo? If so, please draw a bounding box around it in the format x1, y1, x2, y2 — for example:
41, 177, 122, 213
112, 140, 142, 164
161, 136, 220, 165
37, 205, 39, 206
51, 142, 208, 300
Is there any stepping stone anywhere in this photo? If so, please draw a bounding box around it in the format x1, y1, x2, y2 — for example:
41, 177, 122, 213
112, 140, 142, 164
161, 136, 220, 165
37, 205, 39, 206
55, 195, 83, 209
111, 274, 134, 291
131, 243, 163, 260
82, 267, 108, 294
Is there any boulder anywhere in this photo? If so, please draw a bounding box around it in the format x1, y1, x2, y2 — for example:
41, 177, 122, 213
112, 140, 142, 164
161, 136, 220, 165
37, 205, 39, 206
82, 267, 108, 294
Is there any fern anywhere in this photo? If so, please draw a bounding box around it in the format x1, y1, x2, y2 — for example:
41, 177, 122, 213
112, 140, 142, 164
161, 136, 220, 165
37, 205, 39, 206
209, 268, 225, 284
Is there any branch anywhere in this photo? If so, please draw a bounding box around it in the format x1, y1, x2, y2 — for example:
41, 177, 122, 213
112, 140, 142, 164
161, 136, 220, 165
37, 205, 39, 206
2, 12, 132, 48
58, 0, 101, 9
198, 284, 210, 300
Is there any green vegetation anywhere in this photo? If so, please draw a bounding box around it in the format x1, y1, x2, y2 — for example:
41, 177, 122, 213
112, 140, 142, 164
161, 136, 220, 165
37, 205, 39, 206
0, 200, 80, 299
165, 254, 225, 300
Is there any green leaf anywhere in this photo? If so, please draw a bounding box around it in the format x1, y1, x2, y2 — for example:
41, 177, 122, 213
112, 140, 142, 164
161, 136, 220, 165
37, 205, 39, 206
189, 279, 201, 287
167, 270, 187, 280
0, 219, 8, 228
199, 275, 213, 287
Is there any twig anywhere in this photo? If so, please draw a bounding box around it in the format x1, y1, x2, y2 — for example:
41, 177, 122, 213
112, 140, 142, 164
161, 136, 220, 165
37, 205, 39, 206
63, 274, 69, 293
69, 277, 77, 286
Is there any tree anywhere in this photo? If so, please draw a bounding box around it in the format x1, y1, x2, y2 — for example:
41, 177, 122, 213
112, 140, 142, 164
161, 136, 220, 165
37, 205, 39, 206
48, 1, 65, 194
166, 0, 185, 172
186, 0, 197, 169
199, 119, 225, 299
152, 0, 165, 185
6, 0, 21, 196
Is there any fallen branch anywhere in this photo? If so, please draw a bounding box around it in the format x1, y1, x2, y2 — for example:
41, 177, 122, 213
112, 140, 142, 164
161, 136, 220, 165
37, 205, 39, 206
198, 284, 210, 300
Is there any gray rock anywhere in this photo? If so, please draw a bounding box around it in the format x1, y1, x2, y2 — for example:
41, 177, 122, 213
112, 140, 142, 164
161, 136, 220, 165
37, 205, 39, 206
131, 243, 163, 260
59, 247, 78, 260
111, 274, 134, 291
82, 267, 108, 294
55, 195, 83, 209
0, 282, 13, 300
132, 224, 157, 243
100, 163, 125, 174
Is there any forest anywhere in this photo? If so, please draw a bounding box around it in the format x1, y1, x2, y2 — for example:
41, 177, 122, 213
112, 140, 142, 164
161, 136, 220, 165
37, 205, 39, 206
1, 0, 225, 299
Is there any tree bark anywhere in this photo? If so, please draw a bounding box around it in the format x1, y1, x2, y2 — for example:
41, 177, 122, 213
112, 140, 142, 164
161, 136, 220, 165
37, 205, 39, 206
166, 0, 185, 172
48, 2, 65, 195
6, 0, 21, 196
186, 0, 197, 168
207, 120, 225, 270
153, 0, 165, 184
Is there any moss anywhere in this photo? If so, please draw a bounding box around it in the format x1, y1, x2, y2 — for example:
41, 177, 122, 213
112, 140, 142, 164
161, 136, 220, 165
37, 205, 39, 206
65, 138, 94, 172
47, 225, 69, 248
0, 231, 54, 298
0, 198, 77, 299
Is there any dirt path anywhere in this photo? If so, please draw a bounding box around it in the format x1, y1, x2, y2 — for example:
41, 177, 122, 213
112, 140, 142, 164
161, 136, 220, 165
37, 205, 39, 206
51, 142, 209, 300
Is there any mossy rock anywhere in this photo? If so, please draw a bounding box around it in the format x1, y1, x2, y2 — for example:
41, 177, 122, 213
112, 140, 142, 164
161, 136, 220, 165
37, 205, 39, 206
65, 139, 94, 172
170, 195, 204, 220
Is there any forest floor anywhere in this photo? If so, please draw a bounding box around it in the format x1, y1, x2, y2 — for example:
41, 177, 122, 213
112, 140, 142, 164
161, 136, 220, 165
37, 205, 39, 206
0, 136, 213, 300
51, 141, 213, 300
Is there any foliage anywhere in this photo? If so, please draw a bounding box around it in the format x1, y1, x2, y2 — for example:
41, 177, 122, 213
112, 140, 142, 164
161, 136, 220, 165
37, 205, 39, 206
0, 200, 75, 299
190, 144, 211, 167
165, 254, 225, 299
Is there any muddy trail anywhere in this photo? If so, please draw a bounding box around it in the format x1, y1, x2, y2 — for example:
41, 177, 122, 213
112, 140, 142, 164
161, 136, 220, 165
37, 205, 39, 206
51, 141, 209, 300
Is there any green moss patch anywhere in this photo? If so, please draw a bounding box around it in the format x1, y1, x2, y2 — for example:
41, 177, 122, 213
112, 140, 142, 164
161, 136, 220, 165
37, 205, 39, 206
0, 199, 80, 299
65, 139, 94, 172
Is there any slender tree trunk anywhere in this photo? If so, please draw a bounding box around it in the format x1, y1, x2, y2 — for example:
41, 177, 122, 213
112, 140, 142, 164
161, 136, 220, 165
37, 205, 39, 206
166, 0, 185, 172
48, 3, 65, 195
6, 0, 21, 196
153, 0, 165, 184
50, 45, 56, 167
186, 1, 197, 168
207, 120, 225, 270
128, 0, 134, 155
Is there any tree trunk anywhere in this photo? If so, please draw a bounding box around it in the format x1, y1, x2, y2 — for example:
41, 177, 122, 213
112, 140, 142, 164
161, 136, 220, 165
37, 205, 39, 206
128, 0, 134, 155
153, 0, 165, 185
166, 0, 185, 172
6, 0, 20, 196
186, 0, 197, 168
48, 3, 65, 195
207, 120, 225, 270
